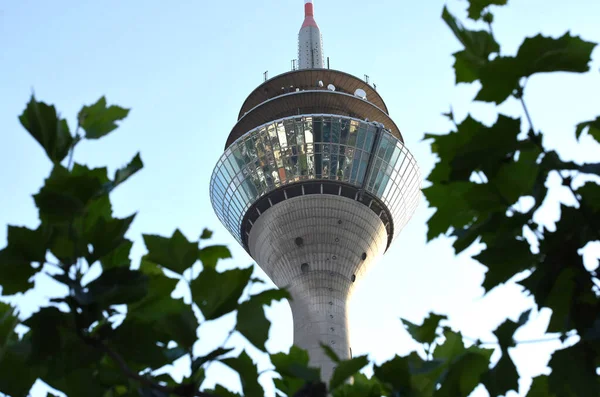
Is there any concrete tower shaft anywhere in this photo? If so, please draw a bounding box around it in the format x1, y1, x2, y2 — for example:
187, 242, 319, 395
248, 195, 388, 381
298, 0, 324, 69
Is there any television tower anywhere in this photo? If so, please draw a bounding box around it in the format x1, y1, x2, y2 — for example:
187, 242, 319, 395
210, 0, 420, 381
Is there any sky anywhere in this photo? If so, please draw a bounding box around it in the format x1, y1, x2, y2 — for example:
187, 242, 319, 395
1, 0, 599, 396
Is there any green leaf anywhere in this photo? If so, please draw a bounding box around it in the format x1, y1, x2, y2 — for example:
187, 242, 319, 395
483, 310, 530, 395
494, 310, 530, 352
329, 355, 369, 390
221, 351, 264, 397
475, 56, 522, 104
442, 6, 499, 84
331, 373, 385, 397
85, 214, 136, 265
321, 342, 341, 364
200, 228, 213, 239
34, 165, 108, 223
85, 267, 148, 307
578, 182, 600, 211
18, 95, 74, 163
0, 338, 38, 396
492, 145, 542, 204
113, 152, 143, 188
433, 330, 493, 397
374, 352, 445, 396
205, 385, 241, 397
6, 225, 50, 263
236, 288, 290, 351
527, 375, 555, 397
474, 238, 536, 292
108, 317, 186, 371
548, 343, 600, 397
143, 229, 199, 274
575, 116, 600, 143
100, 239, 133, 269
516, 33, 597, 76
401, 313, 447, 345
465, 0, 508, 20
77, 96, 130, 139
191, 266, 252, 320
0, 303, 19, 361
0, 248, 37, 295
198, 245, 232, 268
191, 347, 234, 374
271, 345, 320, 382
475, 33, 596, 104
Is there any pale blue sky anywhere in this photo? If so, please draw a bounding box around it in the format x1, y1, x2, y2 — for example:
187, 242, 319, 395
1, 0, 599, 396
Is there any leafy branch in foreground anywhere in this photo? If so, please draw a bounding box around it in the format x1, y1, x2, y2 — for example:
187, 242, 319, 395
422, 1, 600, 395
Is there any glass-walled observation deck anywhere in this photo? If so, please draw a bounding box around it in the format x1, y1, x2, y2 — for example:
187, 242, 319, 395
209, 114, 420, 247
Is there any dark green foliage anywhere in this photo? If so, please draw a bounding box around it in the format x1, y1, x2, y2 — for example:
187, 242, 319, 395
78, 96, 130, 139
329, 355, 369, 390
221, 351, 264, 397
236, 288, 290, 351
143, 229, 199, 274
19, 95, 74, 163
191, 266, 253, 320
576, 116, 600, 143
425, 1, 600, 396
401, 313, 447, 345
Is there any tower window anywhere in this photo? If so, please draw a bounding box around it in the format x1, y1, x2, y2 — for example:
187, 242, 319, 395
295, 237, 304, 247
301, 263, 310, 272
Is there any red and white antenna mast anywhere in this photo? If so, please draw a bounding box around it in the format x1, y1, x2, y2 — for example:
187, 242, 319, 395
298, 0, 324, 69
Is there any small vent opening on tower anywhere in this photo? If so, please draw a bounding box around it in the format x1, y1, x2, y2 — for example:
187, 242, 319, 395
361, 252, 367, 261
301, 263, 310, 272
351, 274, 356, 282
295, 237, 304, 247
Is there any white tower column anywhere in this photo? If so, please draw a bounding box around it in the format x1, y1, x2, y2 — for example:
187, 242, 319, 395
248, 195, 388, 381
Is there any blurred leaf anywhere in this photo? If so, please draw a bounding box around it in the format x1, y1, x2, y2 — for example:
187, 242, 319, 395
527, 375, 555, 397
401, 313, 447, 345
465, 0, 507, 20
483, 310, 530, 395
0, 248, 37, 295
198, 245, 232, 269
100, 239, 133, 269
516, 33, 596, 75
191, 347, 234, 374
433, 329, 493, 397
221, 351, 264, 397
19, 95, 74, 163
0, 302, 19, 360
143, 229, 198, 274
548, 343, 600, 396
0, 337, 38, 396
78, 96, 129, 139
113, 152, 143, 188
34, 165, 107, 223
575, 116, 600, 143
236, 288, 290, 351
200, 228, 213, 239
374, 352, 444, 396
109, 317, 186, 370
85, 214, 135, 265
6, 225, 50, 263
271, 346, 321, 384
332, 372, 385, 397
476, 33, 596, 104
85, 267, 148, 307
206, 385, 241, 397
329, 355, 369, 390
321, 343, 341, 363
578, 182, 600, 211
474, 238, 536, 292
191, 266, 252, 320
442, 7, 499, 84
